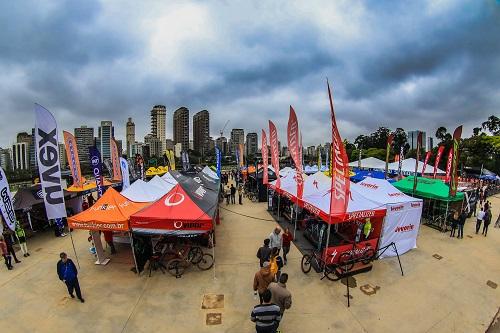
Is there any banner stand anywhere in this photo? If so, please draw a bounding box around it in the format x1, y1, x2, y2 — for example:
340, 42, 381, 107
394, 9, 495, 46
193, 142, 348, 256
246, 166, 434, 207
91, 231, 110, 265
376, 242, 404, 276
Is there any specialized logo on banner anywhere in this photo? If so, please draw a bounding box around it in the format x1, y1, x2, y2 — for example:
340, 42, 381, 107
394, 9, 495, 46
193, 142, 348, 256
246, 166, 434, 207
34, 104, 67, 220
421, 151, 432, 175
433, 145, 445, 179
269, 120, 281, 188
215, 147, 222, 178
89, 146, 105, 198
0, 167, 16, 232
261, 129, 269, 185
449, 125, 463, 197
287, 106, 303, 198
327, 80, 350, 217
412, 131, 422, 195
120, 157, 130, 190
445, 147, 453, 183
110, 139, 122, 181
63, 131, 83, 188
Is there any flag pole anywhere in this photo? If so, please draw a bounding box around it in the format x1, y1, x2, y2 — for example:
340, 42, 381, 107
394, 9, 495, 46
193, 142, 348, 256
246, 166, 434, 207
68, 229, 81, 269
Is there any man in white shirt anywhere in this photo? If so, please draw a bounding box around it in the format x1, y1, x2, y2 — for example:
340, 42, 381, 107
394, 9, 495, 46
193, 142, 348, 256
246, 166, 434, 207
269, 227, 283, 254
475, 207, 485, 234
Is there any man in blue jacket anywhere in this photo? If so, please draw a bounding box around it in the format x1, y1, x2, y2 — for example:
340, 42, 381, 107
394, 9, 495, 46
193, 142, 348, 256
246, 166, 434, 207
57, 252, 84, 303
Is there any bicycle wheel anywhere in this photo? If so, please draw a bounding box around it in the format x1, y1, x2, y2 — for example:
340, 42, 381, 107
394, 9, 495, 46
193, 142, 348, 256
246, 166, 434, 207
188, 246, 203, 264
166, 259, 186, 277
301, 254, 312, 274
338, 252, 354, 272
197, 253, 214, 270
361, 248, 375, 264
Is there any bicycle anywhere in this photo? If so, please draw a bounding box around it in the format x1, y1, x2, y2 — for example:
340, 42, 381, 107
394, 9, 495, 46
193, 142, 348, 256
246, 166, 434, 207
301, 249, 337, 281
166, 245, 214, 278
337, 241, 375, 272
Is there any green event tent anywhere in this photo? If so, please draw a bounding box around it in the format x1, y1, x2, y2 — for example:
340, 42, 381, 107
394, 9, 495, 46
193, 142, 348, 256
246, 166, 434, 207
393, 176, 464, 202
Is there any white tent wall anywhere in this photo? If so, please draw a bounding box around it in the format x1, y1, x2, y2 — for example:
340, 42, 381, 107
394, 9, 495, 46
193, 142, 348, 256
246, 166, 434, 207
379, 202, 423, 258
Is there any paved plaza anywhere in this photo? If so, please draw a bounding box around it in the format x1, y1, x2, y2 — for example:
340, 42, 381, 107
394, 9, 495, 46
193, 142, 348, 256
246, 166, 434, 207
0, 195, 499, 333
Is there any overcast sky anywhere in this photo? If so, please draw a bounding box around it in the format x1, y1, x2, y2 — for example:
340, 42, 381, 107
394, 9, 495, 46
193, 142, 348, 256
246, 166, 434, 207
0, 0, 498, 149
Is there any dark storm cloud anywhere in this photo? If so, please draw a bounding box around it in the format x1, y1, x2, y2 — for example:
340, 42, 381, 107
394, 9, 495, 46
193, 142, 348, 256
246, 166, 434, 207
0, 1, 498, 149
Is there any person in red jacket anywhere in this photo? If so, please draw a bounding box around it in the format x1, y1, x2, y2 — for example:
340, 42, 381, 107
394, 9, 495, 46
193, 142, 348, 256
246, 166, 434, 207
282, 228, 293, 265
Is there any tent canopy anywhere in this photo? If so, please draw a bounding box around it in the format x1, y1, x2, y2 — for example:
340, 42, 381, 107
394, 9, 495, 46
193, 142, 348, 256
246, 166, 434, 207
121, 176, 177, 203
13, 184, 76, 211
388, 158, 445, 174
68, 188, 149, 231
202, 166, 219, 179
351, 169, 396, 183
357, 177, 422, 205
393, 176, 464, 202
348, 157, 386, 170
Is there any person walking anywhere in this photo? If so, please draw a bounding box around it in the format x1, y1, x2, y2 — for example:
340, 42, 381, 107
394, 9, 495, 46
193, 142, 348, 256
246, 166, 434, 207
256, 239, 272, 267
269, 247, 283, 282
268, 273, 292, 316
476, 207, 485, 234
15, 222, 30, 257
449, 211, 459, 238
250, 289, 282, 333
238, 184, 243, 205
3, 231, 21, 263
457, 209, 467, 239
281, 228, 293, 265
494, 212, 500, 228
225, 186, 231, 205
269, 227, 282, 254
482, 207, 492, 237
57, 252, 84, 302
230, 184, 236, 204
253, 262, 274, 304
1, 235, 13, 270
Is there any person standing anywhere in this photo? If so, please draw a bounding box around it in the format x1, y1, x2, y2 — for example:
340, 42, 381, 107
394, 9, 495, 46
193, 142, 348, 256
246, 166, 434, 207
253, 262, 274, 304
281, 228, 293, 265
103, 231, 116, 254
57, 252, 84, 303
494, 212, 500, 228
2, 231, 21, 263
269, 228, 282, 254
15, 222, 30, 257
449, 211, 459, 238
457, 209, 467, 239
256, 239, 272, 267
476, 207, 485, 234
268, 273, 292, 317
230, 184, 236, 204
238, 184, 243, 205
250, 289, 281, 333
482, 207, 492, 237
225, 186, 231, 205
1, 235, 13, 270
269, 247, 283, 282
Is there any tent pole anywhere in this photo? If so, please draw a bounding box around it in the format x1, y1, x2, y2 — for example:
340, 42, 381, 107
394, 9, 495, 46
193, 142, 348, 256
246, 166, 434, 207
444, 201, 449, 233
211, 232, 216, 281
27, 211, 33, 231
322, 221, 332, 277
68, 229, 81, 269
294, 202, 298, 239
129, 232, 139, 276
277, 195, 281, 219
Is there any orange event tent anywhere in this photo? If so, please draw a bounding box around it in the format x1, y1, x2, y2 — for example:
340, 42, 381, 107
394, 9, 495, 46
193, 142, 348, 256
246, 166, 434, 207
68, 188, 149, 231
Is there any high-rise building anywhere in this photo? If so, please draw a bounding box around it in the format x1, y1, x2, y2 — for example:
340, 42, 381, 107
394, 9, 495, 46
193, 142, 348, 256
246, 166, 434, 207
98, 121, 114, 160
215, 137, 228, 155
16, 132, 31, 145
189, 140, 194, 151
12, 142, 29, 170
427, 137, 434, 152
126, 117, 135, 157
131, 142, 145, 157
230, 129, 245, 154
173, 107, 189, 151
30, 128, 37, 171
59, 143, 67, 169
407, 130, 427, 151
75, 126, 95, 163
208, 137, 215, 153
0, 147, 12, 171
116, 140, 123, 156
145, 134, 162, 157
246, 132, 258, 157
193, 110, 210, 156
151, 105, 166, 153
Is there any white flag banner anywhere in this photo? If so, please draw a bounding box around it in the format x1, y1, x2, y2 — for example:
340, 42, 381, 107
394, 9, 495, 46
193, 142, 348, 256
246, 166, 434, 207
34, 104, 67, 220
120, 157, 130, 190
0, 166, 16, 232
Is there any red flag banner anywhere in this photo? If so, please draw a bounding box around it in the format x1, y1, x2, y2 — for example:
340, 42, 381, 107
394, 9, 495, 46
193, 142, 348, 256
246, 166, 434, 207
421, 151, 432, 175
433, 146, 445, 179
110, 139, 122, 181
288, 106, 304, 198
412, 131, 422, 195
63, 131, 83, 188
327, 80, 350, 218
269, 120, 281, 189
261, 129, 269, 185
445, 147, 453, 183
449, 125, 463, 197
385, 133, 394, 178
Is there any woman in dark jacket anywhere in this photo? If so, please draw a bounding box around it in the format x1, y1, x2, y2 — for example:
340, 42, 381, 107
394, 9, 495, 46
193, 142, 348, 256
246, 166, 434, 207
450, 211, 460, 238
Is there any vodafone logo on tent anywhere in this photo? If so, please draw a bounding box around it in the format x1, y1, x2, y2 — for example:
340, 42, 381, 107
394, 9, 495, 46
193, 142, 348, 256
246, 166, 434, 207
164, 193, 185, 206
174, 221, 183, 229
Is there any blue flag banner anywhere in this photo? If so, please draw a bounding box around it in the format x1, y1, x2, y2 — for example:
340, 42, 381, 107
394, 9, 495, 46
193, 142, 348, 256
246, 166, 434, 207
89, 146, 105, 197
235, 148, 240, 169
215, 147, 222, 177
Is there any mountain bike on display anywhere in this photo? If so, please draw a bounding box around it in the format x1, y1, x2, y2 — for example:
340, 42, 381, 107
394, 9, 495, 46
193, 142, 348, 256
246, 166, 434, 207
300, 249, 338, 281
166, 244, 214, 278
337, 241, 376, 272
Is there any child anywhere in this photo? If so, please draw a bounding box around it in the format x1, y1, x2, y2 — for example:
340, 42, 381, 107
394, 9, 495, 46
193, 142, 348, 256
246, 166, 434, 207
15, 222, 30, 257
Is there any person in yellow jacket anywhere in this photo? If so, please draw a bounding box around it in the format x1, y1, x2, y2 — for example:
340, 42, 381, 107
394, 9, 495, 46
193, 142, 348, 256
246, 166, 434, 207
15, 222, 30, 257
269, 247, 283, 281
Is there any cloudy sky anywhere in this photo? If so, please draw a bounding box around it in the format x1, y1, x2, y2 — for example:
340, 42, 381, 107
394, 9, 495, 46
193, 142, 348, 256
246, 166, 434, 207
0, 0, 499, 149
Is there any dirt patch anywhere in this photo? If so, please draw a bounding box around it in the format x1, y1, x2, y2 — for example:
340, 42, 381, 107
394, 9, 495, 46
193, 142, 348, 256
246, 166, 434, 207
35, 248, 42, 252
467, 235, 473, 238
206, 313, 222, 325
202, 294, 224, 309
432, 254, 443, 260
360, 284, 381, 296
486, 280, 498, 289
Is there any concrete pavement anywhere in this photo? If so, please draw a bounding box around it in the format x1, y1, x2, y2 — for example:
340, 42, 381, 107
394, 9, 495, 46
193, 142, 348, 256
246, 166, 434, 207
0, 194, 499, 332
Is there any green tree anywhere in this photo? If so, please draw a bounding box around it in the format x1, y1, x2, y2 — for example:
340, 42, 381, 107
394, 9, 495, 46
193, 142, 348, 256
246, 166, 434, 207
482, 115, 500, 136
